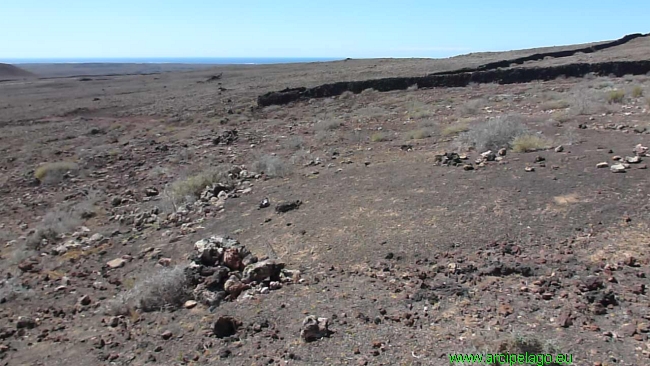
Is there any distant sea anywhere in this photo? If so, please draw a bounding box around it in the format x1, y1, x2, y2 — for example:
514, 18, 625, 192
4, 57, 344, 65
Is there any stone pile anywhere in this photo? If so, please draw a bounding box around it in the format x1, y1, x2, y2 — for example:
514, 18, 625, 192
186, 236, 300, 308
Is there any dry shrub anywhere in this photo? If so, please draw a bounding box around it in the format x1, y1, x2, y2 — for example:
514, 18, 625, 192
281, 136, 304, 150
0, 277, 35, 303
251, 155, 290, 178
457, 115, 528, 151
568, 91, 610, 115
314, 120, 343, 131
105, 265, 190, 314
631, 86, 644, 98
26, 209, 81, 249
458, 98, 486, 116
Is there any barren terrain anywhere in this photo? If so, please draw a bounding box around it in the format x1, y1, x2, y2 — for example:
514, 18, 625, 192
1, 34, 650, 366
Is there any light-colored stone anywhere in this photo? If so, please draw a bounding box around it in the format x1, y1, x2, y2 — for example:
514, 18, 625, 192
106, 258, 126, 269
634, 144, 648, 156
242, 259, 284, 283
89, 233, 104, 243
224, 275, 249, 297
596, 162, 609, 168
611, 164, 627, 173
183, 300, 198, 309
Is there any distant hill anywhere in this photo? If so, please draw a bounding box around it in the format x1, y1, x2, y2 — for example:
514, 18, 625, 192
0, 63, 36, 79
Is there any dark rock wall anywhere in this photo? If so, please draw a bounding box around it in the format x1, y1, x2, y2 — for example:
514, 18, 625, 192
258, 60, 650, 107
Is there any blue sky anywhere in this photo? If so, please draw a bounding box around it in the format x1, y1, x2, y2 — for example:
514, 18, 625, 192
2, 0, 649, 59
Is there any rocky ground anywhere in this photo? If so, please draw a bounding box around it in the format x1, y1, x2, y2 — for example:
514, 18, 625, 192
1, 42, 650, 366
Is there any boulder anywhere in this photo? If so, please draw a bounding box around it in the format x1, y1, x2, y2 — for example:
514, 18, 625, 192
213, 316, 240, 338
300, 316, 331, 342
242, 260, 285, 283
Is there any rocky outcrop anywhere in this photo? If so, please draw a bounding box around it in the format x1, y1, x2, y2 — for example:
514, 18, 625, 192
258, 60, 650, 107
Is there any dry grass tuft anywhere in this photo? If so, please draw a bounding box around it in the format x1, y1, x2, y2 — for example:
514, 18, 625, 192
540, 100, 570, 110
404, 128, 432, 140
407, 101, 434, 119
606, 90, 625, 104
631, 86, 644, 98
441, 122, 470, 136
550, 110, 572, 123
370, 132, 390, 142
34, 161, 79, 184
512, 134, 550, 153
168, 166, 232, 203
